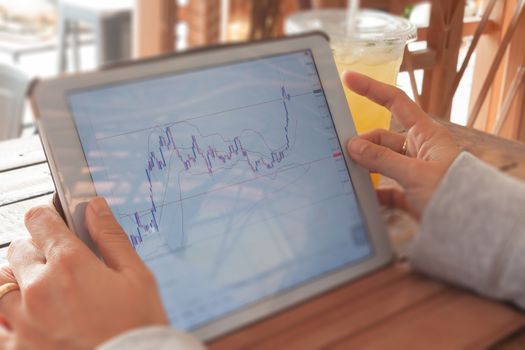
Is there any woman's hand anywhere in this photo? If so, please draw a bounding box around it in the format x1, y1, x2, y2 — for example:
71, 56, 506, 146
0, 198, 168, 350
343, 72, 463, 218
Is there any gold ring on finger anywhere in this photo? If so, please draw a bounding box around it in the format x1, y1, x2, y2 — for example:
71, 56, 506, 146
0, 283, 19, 301
401, 139, 408, 155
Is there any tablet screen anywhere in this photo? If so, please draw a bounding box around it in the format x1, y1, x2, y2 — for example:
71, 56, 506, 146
68, 50, 372, 330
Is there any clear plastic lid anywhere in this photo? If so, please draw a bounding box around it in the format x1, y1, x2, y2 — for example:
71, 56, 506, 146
286, 9, 417, 47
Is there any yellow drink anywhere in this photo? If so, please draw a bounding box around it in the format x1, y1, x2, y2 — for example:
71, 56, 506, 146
335, 57, 402, 134
334, 45, 404, 187
334, 54, 403, 187
335, 57, 403, 187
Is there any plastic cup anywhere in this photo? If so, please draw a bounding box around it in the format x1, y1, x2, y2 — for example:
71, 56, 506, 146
286, 9, 416, 185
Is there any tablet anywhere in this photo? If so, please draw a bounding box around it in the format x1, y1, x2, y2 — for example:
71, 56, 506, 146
30, 33, 392, 341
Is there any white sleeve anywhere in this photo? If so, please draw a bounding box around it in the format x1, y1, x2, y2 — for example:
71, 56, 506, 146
96, 326, 206, 350
409, 152, 525, 309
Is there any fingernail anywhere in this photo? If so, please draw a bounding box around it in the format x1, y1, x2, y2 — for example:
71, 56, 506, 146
25, 206, 51, 222
348, 138, 366, 154
90, 197, 111, 216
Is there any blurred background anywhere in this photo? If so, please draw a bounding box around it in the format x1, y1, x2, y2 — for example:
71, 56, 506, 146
1, 0, 524, 143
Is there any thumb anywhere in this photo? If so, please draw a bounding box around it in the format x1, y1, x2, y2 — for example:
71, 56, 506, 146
347, 137, 415, 187
85, 197, 144, 272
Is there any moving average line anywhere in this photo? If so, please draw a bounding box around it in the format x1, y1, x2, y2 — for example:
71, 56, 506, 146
128, 86, 293, 249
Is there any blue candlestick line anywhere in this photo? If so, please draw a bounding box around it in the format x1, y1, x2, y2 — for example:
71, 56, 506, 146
129, 86, 292, 249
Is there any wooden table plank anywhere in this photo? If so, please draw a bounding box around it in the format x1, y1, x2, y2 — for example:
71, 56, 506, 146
0, 194, 53, 246
0, 136, 46, 173
209, 265, 446, 349
328, 287, 525, 350
208, 265, 409, 349
448, 122, 525, 180
254, 277, 444, 350
0, 163, 54, 206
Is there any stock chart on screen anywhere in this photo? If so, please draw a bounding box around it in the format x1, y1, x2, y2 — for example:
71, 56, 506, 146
69, 50, 372, 330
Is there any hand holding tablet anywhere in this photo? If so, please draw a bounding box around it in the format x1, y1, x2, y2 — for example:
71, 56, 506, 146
1, 199, 169, 349
28, 34, 392, 341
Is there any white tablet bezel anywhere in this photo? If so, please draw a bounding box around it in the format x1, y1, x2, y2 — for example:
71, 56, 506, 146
30, 33, 393, 341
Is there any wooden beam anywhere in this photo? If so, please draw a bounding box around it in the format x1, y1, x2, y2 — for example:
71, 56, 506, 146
469, 0, 525, 141
492, 67, 525, 135
495, 3, 525, 140
468, 1, 525, 129
416, 18, 498, 42
420, 0, 466, 119
462, 17, 499, 36
400, 49, 437, 72
313, 0, 428, 12
187, 0, 221, 47
134, 0, 176, 58
360, 0, 426, 13
468, 1, 509, 130
439, 0, 499, 118
311, 0, 346, 7
249, 0, 280, 40
520, 109, 525, 141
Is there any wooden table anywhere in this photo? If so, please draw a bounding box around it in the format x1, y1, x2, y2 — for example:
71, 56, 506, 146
1, 125, 525, 349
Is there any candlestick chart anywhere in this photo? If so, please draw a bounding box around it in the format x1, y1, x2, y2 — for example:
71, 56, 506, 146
128, 86, 293, 250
